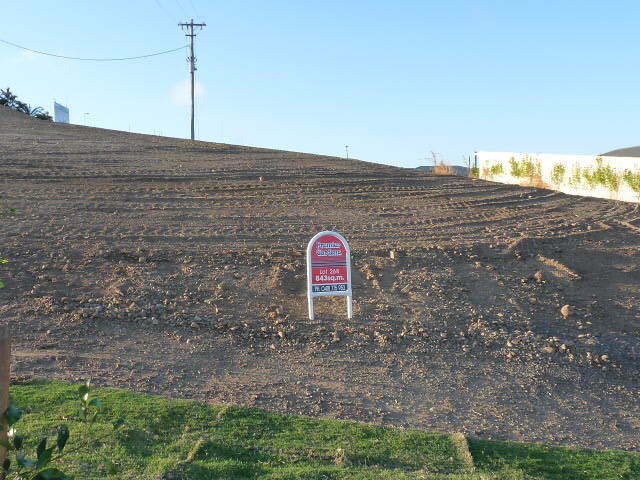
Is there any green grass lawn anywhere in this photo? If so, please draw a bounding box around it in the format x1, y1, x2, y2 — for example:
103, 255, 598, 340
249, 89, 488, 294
6, 380, 640, 479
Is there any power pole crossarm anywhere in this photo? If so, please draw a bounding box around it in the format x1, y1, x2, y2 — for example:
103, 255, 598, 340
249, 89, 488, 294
178, 19, 206, 141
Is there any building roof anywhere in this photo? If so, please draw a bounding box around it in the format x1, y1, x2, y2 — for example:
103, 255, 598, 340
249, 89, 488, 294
602, 146, 640, 157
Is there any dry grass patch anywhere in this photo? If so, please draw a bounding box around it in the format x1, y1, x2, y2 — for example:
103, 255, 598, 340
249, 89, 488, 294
433, 161, 457, 175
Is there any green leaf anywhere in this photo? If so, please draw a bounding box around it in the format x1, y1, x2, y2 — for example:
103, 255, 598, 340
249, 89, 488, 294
13, 435, 24, 450
35, 447, 54, 469
77, 384, 89, 401
31, 467, 70, 480
16, 453, 35, 468
56, 426, 69, 452
0, 280, 5, 289
6, 405, 22, 426
0, 258, 8, 264
88, 398, 102, 408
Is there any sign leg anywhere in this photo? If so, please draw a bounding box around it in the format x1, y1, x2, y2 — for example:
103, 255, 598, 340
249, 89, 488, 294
308, 294, 314, 320
347, 295, 352, 319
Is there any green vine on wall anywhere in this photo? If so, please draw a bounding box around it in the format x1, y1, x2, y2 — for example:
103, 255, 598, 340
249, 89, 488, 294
490, 163, 504, 175
582, 157, 620, 191
481, 155, 638, 202
623, 169, 640, 195
509, 155, 540, 178
568, 165, 582, 187
551, 163, 566, 185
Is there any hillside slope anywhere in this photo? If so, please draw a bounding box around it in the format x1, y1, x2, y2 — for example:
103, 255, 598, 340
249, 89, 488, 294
1, 110, 639, 451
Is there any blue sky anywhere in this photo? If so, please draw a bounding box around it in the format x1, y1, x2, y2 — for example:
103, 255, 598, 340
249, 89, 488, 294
2, 1, 639, 167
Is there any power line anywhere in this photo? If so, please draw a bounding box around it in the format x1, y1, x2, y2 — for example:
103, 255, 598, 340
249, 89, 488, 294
188, 0, 201, 18
152, 0, 177, 23
174, 0, 189, 16
0, 38, 187, 61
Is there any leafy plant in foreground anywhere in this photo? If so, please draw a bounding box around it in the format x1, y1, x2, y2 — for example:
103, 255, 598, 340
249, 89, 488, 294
1, 380, 124, 479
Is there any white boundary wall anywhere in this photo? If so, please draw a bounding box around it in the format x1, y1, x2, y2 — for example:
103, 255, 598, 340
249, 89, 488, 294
476, 151, 640, 203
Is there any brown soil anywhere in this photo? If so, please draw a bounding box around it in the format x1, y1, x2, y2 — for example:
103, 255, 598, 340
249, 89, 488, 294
1, 109, 639, 451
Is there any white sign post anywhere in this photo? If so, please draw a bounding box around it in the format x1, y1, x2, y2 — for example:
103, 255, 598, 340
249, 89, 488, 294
306, 231, 353, 320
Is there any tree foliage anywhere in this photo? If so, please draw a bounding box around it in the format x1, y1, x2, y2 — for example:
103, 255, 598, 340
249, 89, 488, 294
0, 88, 52, 121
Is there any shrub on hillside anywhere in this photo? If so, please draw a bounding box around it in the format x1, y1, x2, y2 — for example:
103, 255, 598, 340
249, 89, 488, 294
0, 88, 52, 121
433, 161, 456, 175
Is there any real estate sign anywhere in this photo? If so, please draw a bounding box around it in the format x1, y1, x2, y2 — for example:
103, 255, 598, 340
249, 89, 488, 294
306, 231, 353, 320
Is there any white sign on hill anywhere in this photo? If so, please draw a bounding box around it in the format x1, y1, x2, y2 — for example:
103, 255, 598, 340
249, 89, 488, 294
306, 231, 353, 320
54, 102, 69, 123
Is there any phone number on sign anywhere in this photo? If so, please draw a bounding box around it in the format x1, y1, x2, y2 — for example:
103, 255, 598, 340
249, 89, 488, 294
312, 284, 347, 293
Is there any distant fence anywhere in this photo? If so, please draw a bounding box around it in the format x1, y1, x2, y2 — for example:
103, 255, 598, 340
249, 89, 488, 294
476, 151, 640, 203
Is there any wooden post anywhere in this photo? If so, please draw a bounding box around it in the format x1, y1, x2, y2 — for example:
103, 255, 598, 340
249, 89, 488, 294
0, 324, 9, 477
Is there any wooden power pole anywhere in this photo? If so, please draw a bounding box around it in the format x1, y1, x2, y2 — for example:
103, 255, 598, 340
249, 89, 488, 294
179, 19, 206, 140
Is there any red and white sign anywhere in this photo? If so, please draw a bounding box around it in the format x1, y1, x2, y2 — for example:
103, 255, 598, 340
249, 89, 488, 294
306, 231, 352, 320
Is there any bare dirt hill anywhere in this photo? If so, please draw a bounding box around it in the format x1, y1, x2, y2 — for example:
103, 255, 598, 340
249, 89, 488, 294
1, 110, 639, 451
